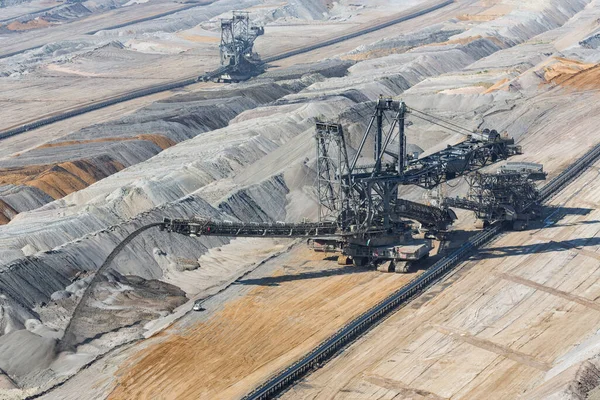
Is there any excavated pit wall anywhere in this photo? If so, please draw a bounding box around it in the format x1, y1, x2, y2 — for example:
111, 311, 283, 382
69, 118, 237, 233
0, 0, 593, 365
58, 174, 291, 349
0, 92, 351, 260
0, 80, 317, 223
0, 92, 355, 343
0, 173, 290, 325
92, 0, 329, 38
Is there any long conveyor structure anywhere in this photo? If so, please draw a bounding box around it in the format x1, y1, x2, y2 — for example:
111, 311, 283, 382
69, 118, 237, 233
161, 219, 338, 238
161, 196, 458, 240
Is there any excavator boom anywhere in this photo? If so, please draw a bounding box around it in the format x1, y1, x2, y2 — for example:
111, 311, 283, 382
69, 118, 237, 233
161, 218, 339, 238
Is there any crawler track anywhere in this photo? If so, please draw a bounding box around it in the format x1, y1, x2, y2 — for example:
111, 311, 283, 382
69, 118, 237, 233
242, 140, 600, 400
0, 0, 453, 141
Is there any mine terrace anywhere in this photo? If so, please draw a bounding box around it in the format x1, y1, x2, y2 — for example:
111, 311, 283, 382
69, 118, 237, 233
2, 0, 600, 399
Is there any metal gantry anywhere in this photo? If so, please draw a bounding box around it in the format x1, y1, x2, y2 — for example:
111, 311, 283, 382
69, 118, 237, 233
315, 121, 350, 222
444, 162, 547, 227
316, 97, 519, 235
163, 97, 522, 271
217, 11, 264, 82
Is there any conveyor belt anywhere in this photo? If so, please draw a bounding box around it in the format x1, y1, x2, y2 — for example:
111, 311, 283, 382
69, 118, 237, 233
161, 218, 339, 238
241, 140, 600, 400
394, 198, 456, 230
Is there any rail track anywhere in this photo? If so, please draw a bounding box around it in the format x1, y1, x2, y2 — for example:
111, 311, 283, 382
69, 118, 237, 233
242, 140, 600, 400
0, 0, 453, 141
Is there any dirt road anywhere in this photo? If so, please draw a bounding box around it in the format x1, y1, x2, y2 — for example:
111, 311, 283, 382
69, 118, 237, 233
107, 246, 428, 399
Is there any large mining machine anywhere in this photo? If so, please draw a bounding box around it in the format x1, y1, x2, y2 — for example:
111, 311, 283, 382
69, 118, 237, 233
162, 97, 522, 272
444, 162, 547, 230
209, 11, 264, 83
306, 99, 520, 271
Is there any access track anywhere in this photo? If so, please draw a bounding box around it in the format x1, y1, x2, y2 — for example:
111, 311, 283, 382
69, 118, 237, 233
0, 0, 454, 141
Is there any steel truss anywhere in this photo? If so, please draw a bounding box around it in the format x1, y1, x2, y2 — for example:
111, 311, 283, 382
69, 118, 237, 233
162, 218, 338, 238
444, 163, 547, 223
219, 11, 264, 78
316, 97, 518, 234
315, 122, 350, 222
165, 98, 519, 242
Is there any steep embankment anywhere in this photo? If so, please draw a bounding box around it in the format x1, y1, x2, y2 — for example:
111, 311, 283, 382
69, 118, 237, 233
1, 0, 598, 396
0, 81, 302, 223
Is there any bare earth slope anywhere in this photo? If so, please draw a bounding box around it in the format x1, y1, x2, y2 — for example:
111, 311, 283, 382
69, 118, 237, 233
282, 158, 600, 400
3, 0, 600, 399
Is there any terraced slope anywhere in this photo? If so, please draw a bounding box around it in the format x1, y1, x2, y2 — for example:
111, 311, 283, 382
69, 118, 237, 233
2, 0, 600, 398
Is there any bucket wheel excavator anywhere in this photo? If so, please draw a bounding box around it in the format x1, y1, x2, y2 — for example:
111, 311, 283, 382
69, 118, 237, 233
162, 97, 521, 272
213, 11, 264, 83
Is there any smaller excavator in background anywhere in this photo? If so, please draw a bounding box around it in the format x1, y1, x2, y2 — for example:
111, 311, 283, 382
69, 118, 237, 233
203, 11, 265, 83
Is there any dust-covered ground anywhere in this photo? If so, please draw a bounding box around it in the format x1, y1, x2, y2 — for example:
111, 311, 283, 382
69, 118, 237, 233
3, 0, 600, 399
